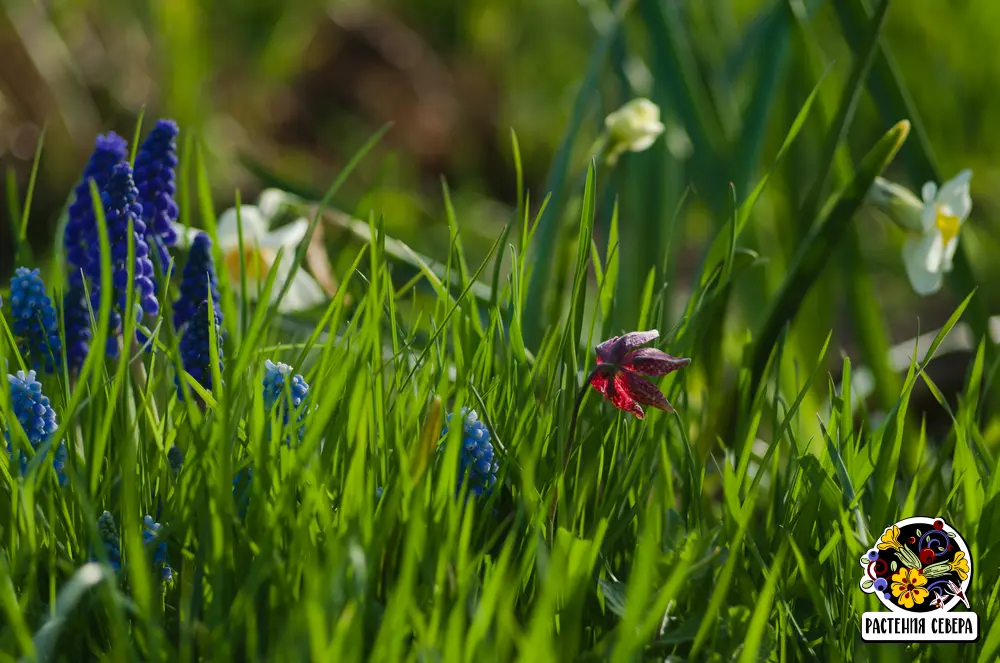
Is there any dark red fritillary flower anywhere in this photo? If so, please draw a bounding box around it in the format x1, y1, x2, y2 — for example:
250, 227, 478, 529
588, 330, 691, 419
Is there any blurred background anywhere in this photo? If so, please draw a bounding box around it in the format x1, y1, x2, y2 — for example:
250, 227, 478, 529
0, 0, 997, 423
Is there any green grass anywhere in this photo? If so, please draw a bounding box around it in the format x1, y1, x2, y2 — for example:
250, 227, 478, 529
3, 2, 1000, 662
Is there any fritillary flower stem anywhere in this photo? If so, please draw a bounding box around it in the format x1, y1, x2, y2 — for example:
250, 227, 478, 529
551, 366, 604, 525
563, 366, 604, 472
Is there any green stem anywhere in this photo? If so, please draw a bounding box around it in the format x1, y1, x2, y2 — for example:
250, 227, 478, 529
551, 366, 605, 530
564, 366, 604, 471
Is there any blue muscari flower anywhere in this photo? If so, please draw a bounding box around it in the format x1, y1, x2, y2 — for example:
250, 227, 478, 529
177, 300, 223, 398
133, 120, 180, 274
233, 465, 253, 517
375, 486, 384, 500
87, 163, 159, 357
62, 280, 92, 373
441, 407, 498, 499
8, 268, 61, 373
173, 233, 222, 331
143, 515, 174, 584
4, 370, 66, 485
95, 510, 122, 572
262, 360, 310, 442
167, 445, 184, 473
65, 133, 128, 274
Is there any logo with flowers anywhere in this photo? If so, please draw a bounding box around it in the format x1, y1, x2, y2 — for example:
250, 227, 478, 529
859, 517, 972, 613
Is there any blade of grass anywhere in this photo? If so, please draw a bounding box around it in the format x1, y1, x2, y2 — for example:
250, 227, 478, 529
523, 0, 634, 348
14, 124, 46, 262
271, 123, 392, 314
748, 120, 910, 393
798, 0, 891, 229
832, 0, 991, 356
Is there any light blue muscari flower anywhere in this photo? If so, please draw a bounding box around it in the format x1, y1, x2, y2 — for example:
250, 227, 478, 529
441, 407, 498, 499
143, 515, 174, 584
5, 370, 66, 485
262, 359, 310, 442
8, 268, 62, 373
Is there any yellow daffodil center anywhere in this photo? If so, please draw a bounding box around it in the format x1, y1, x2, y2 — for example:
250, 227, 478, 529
223, 246, 274, 283
935, 205, 961, 245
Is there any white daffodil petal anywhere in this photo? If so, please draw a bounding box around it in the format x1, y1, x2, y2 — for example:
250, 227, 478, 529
271, 268, 327, 313
257, 189, 292, 220
920, 200, 938, 233
168, 222, 204, 248
260, 218, 309, 250
629, 135, 657, 152
938, 171, 973, 221
921, 181, 937, 203
217, 205, 269, 248
942, 237, 960, 272
902, 235, 944, 296
924, 233, 946, 273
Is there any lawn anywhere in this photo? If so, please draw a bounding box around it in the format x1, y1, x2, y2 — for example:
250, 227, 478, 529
2, 0, 1000, 662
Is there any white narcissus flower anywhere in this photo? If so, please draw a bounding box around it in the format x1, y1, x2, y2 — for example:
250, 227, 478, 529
176, 190, 327, 313
604, 98, 665, 164
901, 170, 973, 296
868, 170, 973, 296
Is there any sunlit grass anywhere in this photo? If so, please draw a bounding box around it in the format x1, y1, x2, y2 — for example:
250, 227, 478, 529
2, 0, 1000, 661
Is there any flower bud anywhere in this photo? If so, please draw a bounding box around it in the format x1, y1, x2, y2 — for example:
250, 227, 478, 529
867, 177, 924, 232
604, 98, 665, 165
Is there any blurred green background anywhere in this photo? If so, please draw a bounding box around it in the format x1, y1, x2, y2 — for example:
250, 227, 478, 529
0, 0, 997, 419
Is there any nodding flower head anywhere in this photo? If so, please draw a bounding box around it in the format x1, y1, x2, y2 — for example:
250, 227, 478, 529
173, 233, 222, 331
177, 300, 224, 399
8, 267, 61, 373
66, 133, 128, 273
5, 370, 65, 484
88, 163, 159, 357
589, 330, 690, 419
262, 359, 310, 442
133, 119, 180, 273
442, 407, 498, 499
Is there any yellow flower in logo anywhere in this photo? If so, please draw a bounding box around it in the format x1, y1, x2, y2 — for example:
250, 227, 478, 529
877, 525, 902, 551
891, 567, 929, 609
949, 551, 970, 581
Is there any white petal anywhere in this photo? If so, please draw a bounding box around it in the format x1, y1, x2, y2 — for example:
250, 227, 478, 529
169, 222, 204, 248
942, 236, 960, 272
902, 235, 944, 296
937, 169, 973, 221
257, 189, 291, 220
920, 201, 938, 233
924, 233, 946, 273
259, 218, 309, 250
272, 269, 327, 313
628, 134, 658, 152
921, 181, 938, 203
217, 205, 269, 248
